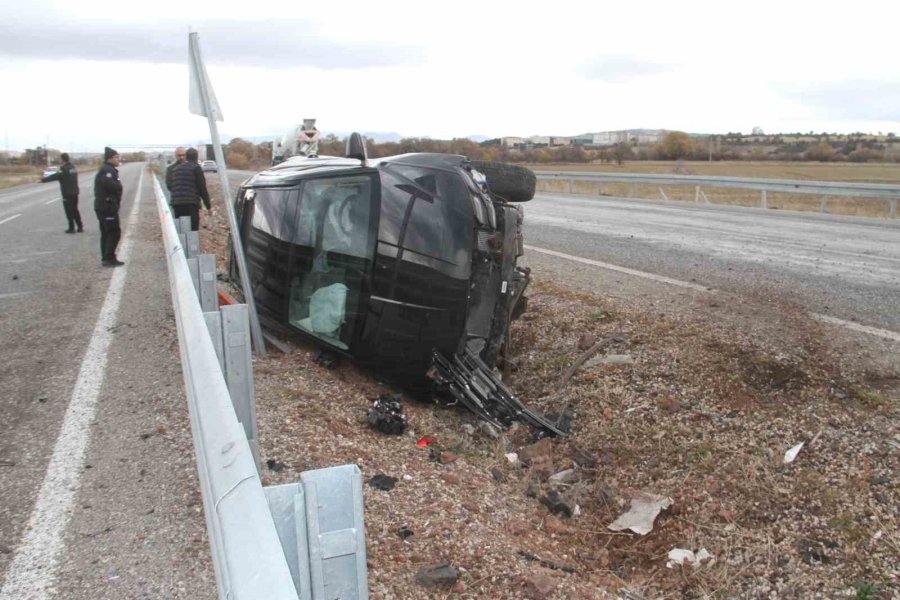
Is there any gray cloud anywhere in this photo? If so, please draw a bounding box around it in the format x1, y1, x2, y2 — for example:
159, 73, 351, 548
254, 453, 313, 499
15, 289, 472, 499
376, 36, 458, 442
777, 80, 900, 122
0, 18, 424, 69
579, 56, 672, 83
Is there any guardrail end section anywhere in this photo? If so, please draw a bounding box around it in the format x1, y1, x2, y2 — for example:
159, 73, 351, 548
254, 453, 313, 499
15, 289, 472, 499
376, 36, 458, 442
264, 483, 313, 599
303, 464, 369, 599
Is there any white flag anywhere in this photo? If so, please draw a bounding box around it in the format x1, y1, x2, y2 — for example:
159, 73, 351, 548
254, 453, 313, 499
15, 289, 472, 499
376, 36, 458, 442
188, 32, 224, 121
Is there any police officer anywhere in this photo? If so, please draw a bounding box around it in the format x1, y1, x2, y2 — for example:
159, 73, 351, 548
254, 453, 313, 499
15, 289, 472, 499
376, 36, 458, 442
40, 152, 83, 233
169, 147, 211, 231
94, 146, 124, 267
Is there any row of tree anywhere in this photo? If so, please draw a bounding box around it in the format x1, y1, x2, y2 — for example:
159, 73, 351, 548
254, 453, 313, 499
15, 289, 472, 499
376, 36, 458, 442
220, 130, 900, 169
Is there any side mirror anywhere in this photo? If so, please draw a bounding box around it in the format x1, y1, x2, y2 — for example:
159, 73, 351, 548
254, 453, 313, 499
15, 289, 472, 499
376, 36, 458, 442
345, 132, 368, 166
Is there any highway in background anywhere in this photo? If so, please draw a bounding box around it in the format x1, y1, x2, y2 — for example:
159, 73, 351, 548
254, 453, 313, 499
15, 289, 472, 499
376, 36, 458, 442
522, 192, 900, 333
0, 165, 213, 598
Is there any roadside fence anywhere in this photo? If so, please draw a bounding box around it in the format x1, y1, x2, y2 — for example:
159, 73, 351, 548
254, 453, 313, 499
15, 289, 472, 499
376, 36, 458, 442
153, 171, 368, 600
535, 171, 900, 219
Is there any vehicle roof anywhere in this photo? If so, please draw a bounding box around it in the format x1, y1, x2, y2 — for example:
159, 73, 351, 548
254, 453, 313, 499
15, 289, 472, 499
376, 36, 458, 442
243, 153, 469, 187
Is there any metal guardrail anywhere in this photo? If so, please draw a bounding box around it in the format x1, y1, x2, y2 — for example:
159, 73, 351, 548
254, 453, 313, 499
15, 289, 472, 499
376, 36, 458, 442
535, 171, 900, 218
154, 175, 299, 599
153, 173, 369, 599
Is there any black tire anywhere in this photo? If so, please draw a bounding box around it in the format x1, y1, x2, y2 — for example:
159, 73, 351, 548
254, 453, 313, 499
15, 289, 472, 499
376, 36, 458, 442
471, 161, 536, 203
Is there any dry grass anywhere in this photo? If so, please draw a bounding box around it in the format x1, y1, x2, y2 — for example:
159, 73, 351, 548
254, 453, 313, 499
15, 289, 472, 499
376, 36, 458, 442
532, 161, 900, 218
0, 166, 42, 190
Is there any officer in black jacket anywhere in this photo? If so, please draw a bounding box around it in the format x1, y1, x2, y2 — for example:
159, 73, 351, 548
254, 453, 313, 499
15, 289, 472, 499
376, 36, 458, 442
94, 146, 124, 267
165, 146, 186, 192
169, 147, 211, 231
41, 152, 83, 233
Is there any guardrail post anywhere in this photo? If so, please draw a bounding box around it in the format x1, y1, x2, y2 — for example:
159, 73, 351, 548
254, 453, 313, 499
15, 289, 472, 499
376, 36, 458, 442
760, 190, 767, 209
187, 256, 200, 297
198, 254, 218, 313
204, 311, 225, 372
820, 197, 828, 214
264, 483, 313, 599
694, 186, 700, 203
890, 199, 897, 219
567, 178, 573, 194
186, 229, 200, 259
222, 303, 259, 468
302, 465, 369, 599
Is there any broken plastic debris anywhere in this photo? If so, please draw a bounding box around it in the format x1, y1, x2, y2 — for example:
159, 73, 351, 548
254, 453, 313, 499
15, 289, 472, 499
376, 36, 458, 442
367, 395, 406, 435
608, 493, 673, 535
416, 436, 436, 448
666, 548, 715, 569
783, 442, 804, 464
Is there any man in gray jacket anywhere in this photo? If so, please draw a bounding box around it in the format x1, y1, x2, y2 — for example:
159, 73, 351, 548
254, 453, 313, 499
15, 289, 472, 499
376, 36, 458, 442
169, 147, 211, 231
41, 152, 83, 233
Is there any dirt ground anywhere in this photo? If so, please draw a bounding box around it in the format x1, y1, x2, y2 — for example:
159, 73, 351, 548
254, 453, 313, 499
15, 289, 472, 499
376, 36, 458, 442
199, 178, 899, 599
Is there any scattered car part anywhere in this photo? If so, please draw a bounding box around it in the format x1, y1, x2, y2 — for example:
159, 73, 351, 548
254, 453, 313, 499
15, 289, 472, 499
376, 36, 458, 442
366, 395, 406, 435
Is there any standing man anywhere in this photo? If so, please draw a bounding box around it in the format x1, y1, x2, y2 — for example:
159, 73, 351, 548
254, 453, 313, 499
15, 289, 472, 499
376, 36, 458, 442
40, 152, 83, 233
169, 147, 211, 231
94, 146, 124, 267
165, 146, 186, 191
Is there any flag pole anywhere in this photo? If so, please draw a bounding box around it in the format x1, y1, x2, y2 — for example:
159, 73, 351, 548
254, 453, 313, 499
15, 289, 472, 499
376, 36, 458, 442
188, 32, 266, 355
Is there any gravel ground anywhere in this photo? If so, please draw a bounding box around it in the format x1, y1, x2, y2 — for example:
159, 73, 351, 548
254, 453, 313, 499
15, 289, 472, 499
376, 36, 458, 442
202, 176, 899, 599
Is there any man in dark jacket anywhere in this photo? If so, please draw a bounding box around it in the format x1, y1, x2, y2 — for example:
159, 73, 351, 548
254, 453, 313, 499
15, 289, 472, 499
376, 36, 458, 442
41, 152, 83, 233
94, 146, 124, 267
165, 146, 186, 192
169, 147, 211, 231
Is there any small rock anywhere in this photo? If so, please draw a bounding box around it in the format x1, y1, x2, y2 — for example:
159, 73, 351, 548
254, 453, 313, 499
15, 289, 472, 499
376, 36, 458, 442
11, 275, 18, 281
368, 474, 397, 491
519, 437, 553, 466
452, 580, 465, 593
415, 563, 459, 588
602, 354, 633, 365
461, 424, 476, 435
439, 451, 459, 465
548, 469, 578, 486
543, 514, 571, 535
597, 483, 616, 504
490, 467, 506, 482
797, 538, 831, 565
507, 520, 530, 535
478, 421, 500, 438
441, 473, 461, 485
540, 490, 573, 518
572, 448, 597, 469
266, 459, 286, 473
576, 333, 597, 351
522, 571, 558, 600
525, 482, 541, 498
397, 527, 414, 540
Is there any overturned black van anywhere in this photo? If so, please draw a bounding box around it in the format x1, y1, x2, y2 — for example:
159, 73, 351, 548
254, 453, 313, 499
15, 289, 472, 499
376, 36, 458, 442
231, 140, 562, 434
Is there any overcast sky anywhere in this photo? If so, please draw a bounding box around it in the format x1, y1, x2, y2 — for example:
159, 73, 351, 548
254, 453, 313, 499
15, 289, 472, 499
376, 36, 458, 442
1, 0, 897, 153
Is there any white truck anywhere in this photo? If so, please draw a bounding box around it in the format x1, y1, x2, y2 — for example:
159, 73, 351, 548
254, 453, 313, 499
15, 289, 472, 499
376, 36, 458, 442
272, 118, 320, 165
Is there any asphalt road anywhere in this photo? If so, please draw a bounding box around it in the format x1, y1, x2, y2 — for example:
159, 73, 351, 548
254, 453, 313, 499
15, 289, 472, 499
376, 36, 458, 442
0, 165, 213, 599
523, 192, 900, 333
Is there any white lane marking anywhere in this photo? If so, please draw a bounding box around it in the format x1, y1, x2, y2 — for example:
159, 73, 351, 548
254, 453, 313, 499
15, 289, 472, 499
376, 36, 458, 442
526, 244, 900, 343
43, 198, 59, 205
0, 292, 35, 300
526, 244, 712, 292
811, 313, 900, 343
0, 170, 144, 600
0, 214, 21, 226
